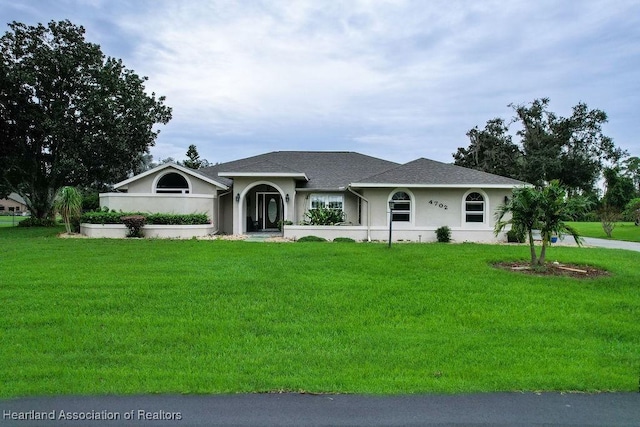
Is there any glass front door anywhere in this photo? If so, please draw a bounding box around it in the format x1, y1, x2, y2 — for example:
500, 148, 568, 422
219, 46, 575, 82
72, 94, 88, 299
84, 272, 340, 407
256, 193, 281, 230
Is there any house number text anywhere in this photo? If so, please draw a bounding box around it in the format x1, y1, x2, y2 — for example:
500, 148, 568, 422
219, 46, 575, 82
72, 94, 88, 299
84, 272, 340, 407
429, 200, 448, 210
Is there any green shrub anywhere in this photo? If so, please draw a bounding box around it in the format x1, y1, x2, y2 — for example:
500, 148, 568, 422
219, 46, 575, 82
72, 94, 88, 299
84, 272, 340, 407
80, 211, 209, 225
18, 217, 58, 227
145, 213, 209, 225
303, 207, 344, 225
333, 237, 356, 243
435, 226, 451, 243
507, 228, 525, 243
297, 235, 328, 242
121, 215, 146, 238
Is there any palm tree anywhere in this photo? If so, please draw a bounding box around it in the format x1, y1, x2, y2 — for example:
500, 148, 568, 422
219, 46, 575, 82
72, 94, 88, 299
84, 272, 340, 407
496, 180, 588, 267
54, 186, 83, 234
495, 185, 542, 265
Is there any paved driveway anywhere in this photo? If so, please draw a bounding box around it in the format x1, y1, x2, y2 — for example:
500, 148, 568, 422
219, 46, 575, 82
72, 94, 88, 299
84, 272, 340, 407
582, 237, 640, 252
1, 393, 639, 426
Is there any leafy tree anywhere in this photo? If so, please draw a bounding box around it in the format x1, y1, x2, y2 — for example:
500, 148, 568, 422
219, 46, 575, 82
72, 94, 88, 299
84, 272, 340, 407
623, 198, 640, 225
54, 186, 82, 234
602, 167, 637, 210
453, 118, 521, 178
182, 144, 211, 169
455, 98, 625, 195
622, 156, 640, 193
495, 180, 589, 266
0, 20, 172, 220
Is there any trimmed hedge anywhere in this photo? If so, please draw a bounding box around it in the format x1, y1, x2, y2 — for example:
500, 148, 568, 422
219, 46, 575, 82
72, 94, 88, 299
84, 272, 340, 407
80, 211, 209, 225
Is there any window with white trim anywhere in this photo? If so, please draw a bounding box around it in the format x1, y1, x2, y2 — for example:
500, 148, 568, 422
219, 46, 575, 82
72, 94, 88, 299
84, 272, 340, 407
391, 191, 411, 222
465, 192, 485, 223
156, 172, 190, 194
310, 194, 343, 210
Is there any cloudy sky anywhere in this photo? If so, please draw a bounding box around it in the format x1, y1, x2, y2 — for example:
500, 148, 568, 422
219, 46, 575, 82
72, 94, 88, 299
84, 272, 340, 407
2, 0, 639, 165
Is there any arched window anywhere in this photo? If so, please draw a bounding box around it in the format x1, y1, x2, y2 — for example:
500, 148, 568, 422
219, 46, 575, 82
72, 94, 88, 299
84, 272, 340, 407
391, 191, 411, 222
156, 172, 190, 194
465, 192, 485, 223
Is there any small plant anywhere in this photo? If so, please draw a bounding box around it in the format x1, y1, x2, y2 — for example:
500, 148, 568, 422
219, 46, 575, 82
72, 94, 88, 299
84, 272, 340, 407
297, 235, 328, 242
277, 220, 293, 231
333, 237, 356, 243
598, 204, 620, 238
54, 186, 83, 234
121, 215, 146, 238
303, 207, 344, 225
435, 226, 451, 243
506, 228, 525, 243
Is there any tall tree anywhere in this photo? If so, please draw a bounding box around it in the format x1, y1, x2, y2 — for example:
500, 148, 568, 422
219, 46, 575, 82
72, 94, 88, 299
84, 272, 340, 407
453, 118, 521, 178
0, 20, 172, 219
183, 144, 203, 169
454, 98, 625, 194
602, 167, 637, 210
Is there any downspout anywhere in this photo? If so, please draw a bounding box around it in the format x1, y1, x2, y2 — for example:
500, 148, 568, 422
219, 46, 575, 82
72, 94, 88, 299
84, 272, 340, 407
216, 189, 232, 235
347, 186, 371, 242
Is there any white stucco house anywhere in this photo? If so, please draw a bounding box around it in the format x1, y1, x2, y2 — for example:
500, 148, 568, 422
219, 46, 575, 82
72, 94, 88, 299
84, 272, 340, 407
95, 151, 525, 242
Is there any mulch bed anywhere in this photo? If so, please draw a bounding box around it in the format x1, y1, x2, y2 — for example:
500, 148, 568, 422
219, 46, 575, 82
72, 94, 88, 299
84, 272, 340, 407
493, 261, 610, 279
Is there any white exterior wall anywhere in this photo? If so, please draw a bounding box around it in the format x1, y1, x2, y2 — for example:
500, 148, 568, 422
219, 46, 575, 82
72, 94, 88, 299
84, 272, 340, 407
284, 187, 513, 243
99, 193, 216, 225
126, 168, 215, 194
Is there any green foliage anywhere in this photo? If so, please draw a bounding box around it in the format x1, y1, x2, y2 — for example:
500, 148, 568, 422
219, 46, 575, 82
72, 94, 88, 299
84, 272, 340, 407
598, 205, 621, 238
435, 226, 452, 243
17, 217, 58, 227
603, 167, 637, 210
80, 211, 209, 225
54, 186, 83, 234
297, 235, 328, 242
81, 190, 100, 211
507, 229, 526, 243
454, 98, 625, 195
145, 213, 209, 225
0, 20, 172, 219
120, 215, 146, 238
303, 207, 345, 225
333, 237, 356, 243
623, 198, 640, 225
277, 220, 294, 231
496, 181, 590, 266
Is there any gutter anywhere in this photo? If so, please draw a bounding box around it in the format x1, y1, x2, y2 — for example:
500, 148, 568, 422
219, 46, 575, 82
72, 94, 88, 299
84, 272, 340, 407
346, 186, 371, 242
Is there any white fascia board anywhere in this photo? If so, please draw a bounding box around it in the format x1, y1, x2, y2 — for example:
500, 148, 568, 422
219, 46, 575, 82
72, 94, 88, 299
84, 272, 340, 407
218, 172, 309, 181
350, 183, 527, 189
113, 163, 229, 190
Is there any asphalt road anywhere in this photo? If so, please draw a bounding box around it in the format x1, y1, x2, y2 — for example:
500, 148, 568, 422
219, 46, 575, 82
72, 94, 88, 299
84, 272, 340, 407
1, 392, 639, 426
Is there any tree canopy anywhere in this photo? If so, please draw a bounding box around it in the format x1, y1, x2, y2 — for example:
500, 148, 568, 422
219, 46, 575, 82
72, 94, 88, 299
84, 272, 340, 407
454, 98, 626, 195
0, 20, 172, 219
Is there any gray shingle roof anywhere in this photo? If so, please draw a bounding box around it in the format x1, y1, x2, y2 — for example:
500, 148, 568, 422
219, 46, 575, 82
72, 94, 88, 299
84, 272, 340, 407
198, 151, 399, 190
354, 158, 527, 187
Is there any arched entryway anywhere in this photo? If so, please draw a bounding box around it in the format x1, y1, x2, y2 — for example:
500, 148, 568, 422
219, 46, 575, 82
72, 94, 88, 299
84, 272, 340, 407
239, 182, 286, 233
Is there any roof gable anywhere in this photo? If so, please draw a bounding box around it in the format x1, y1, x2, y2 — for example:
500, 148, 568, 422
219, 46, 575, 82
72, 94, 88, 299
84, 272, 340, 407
113, 162, 229, 190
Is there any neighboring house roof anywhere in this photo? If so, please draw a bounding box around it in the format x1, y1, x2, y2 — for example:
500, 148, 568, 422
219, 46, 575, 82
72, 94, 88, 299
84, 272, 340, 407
352, 158, 527, 188
7, 193, 27, 204
199, 151, 400, 190
113, 162, 230, 190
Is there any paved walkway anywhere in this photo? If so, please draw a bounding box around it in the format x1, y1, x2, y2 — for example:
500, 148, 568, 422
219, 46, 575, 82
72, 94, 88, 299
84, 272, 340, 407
1, 392, 638, 426
582, 237, 640, 252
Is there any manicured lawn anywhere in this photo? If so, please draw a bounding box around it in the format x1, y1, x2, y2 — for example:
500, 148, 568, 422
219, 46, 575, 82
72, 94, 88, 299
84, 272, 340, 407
1, 226, 639, 397
0, 215, 25, 227
567, 221, 640, 242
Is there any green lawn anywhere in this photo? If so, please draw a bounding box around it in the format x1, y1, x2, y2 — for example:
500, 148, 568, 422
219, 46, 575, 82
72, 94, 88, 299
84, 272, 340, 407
567, 221, 640, 242
0, 215, 25, 227
1, 226, 639, 397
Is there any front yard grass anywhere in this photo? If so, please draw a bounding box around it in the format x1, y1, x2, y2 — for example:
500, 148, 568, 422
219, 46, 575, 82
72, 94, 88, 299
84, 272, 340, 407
1, 226, 638, 397
567, 221, 640, 242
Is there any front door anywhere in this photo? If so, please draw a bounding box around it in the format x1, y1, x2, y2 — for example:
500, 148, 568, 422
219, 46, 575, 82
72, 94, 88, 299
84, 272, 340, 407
257, 193, 281, 230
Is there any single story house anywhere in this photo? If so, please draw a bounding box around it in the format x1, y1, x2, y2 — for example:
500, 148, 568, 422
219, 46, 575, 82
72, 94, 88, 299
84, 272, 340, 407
0, 193, 28, 214
96, 151, 525, 242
